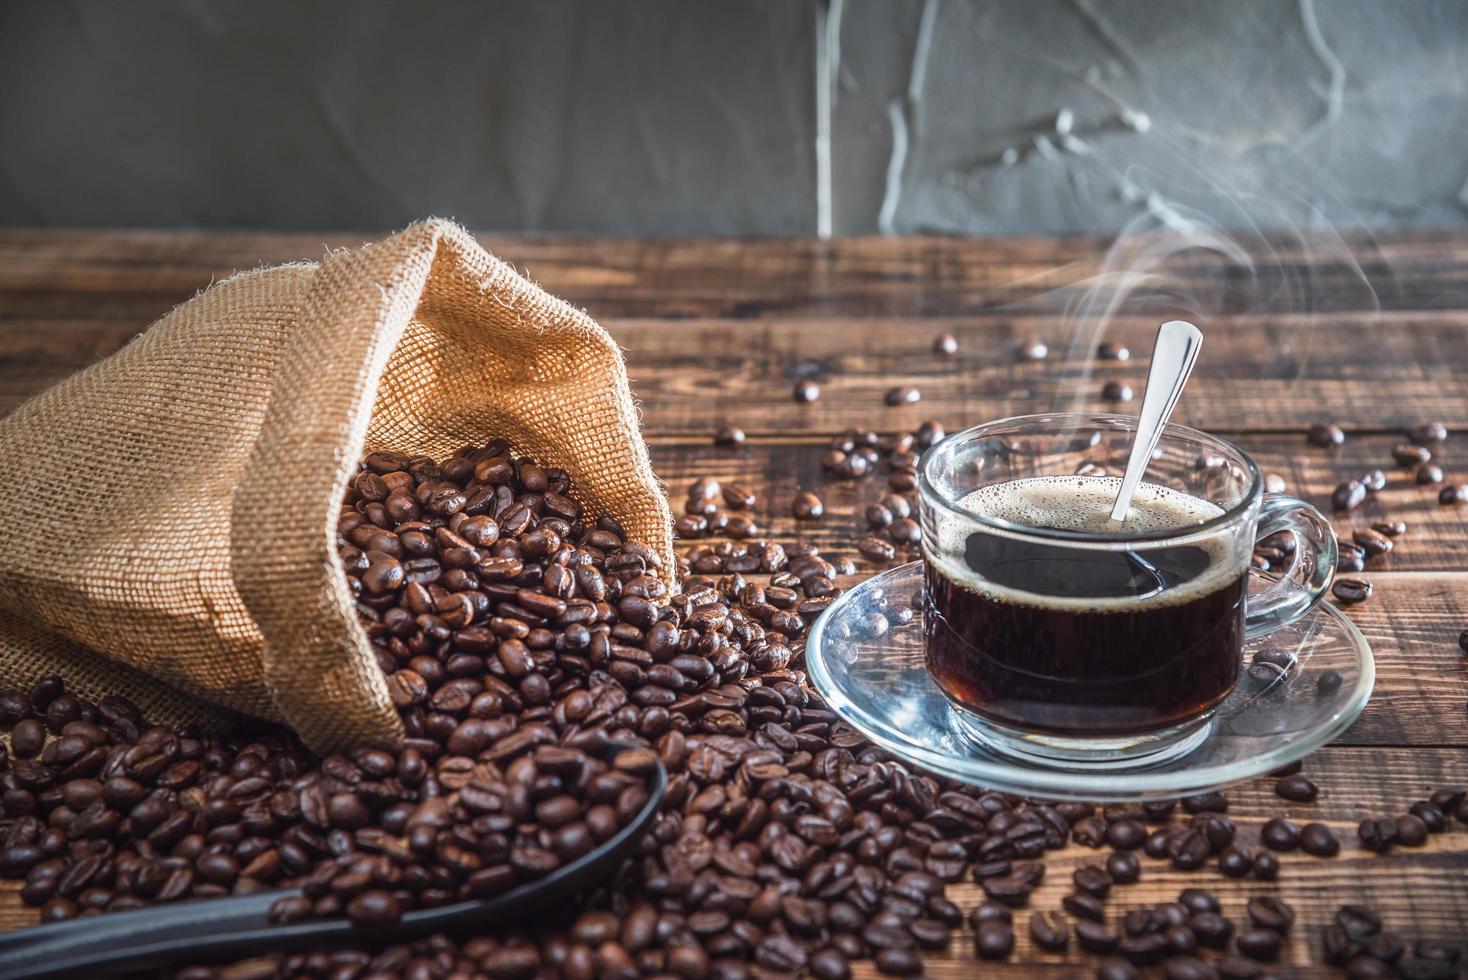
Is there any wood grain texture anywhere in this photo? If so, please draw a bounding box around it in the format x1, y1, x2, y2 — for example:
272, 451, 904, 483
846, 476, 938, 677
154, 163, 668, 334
3, 229, 1468, 319
648, 436, 1468, 571
5, 313, 1468, 431
615, 314, 1468, 434
0, 230, 1465, 971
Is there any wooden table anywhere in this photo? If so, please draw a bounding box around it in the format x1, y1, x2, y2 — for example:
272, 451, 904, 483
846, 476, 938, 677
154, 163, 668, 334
1, 229, 1465, 974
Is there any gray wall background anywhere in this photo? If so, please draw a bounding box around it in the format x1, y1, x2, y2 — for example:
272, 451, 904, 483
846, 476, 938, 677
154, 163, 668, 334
2, 0, 1465, 235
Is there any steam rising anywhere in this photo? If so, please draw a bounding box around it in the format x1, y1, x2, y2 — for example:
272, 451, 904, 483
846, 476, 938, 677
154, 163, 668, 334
1043, 189, 1385, 434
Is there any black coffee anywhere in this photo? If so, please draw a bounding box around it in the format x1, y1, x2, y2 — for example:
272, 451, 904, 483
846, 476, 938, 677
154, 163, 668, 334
924, 477, 1245, 736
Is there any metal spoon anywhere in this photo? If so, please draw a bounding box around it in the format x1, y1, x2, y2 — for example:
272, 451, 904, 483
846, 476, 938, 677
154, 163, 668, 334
1109, 319, 1203, 523
0, 744, 665, 980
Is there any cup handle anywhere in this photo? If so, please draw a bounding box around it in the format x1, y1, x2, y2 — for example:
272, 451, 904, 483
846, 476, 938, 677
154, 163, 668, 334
1245, 493, 1338, 640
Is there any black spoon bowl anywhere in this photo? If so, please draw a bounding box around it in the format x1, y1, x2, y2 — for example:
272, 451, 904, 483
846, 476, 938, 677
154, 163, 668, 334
0, 743, 665, 980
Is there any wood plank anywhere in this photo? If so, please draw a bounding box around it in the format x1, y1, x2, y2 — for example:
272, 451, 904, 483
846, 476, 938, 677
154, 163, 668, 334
1, 229, 1465, 971
649, 435, 1468, 572
877, 745, 1468, 975
2, 229, 1468, 322
3, 313, 1467, 431
611, 315, 1468, 434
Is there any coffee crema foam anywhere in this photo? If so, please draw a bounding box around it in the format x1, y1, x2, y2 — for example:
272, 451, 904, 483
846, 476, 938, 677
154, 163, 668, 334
927, 476, 1244, 611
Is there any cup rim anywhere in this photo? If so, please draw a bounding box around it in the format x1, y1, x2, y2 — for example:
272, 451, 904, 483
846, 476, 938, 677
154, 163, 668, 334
917, 412, 1263, 545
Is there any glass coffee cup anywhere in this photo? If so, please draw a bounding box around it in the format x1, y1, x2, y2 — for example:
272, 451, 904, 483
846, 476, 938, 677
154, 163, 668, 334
918, 413, 1337, 767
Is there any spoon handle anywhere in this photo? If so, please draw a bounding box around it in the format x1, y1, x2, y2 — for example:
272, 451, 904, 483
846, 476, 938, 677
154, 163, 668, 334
1109, 320, 1203, 522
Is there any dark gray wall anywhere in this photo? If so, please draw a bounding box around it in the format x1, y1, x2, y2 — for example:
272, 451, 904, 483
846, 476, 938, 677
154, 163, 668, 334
2, 0, 1465, 235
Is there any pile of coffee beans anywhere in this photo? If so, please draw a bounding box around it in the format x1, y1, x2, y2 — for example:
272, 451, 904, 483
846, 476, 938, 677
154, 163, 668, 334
1357, 788, 1466, 853
674, 478, 765, 541
6, 423, 1468, 979
1, 442, 683, 931
1322, 904, 1463, 977
1325, 419, 1463, 510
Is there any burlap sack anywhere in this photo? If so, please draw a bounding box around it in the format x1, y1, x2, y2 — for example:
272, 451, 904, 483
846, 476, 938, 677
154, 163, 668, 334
0, 219, 672, 752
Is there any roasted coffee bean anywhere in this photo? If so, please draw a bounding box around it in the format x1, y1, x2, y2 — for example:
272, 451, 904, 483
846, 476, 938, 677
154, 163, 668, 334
1168, 926, 1203, 958
1218, 846, 1253, 877
1061, 892, 1105, 922
980, 875, 1033, 906
1073, 865, 1112, 897
1101, 381, 1133, 402
1275, 774, 1319, 802
1252, 851, 1279, 881
1352, 528, 1393, 557
1392, 443, 1432, 466
970, 902, 1012, 925
1247, 896, 1295, 932
346, 889, 402, 927
1309, 423, 1345, 447
1117, 933, 1169, 966
1218, 954, 1262, 978
1408, 800, 1447, 833
1067, 816, 1104, 848
1098, 341, 1130, 361
1097, 956, 1138, 980
1417, 463, 1444, 485
884, 386, 921, 406
1372, 519, 1407, 537
1143, 829, 1174, 858
1028, 910, 1069, 951
792, 492, 824, 521
874, 947, 922, 974
973, 920, 1013, 960
793, 380, 820, 403
1333, 578, 1372, 604
1332, 480, 1366, 511
1106, 850, 1140, 884
1177, 889, 1219, 915
1260, 818, 1300, 851
721, 483, 756, 510
1182, 792, 1228, 814
1106, 818, 1147, 850
1168, 832, 1211, 870
1394, 814, 1429, 846
1317, 669, 1344, 695
858, 537, 896, 563
714, 426, 746, 446
1076, 920, 1120, 953
1439, 483, 1468, 505
887, 518, 920, 545
1189, 912, 1232, 949
809, 947, 850, 979
1235, 928, 1283, 961
1361, 468, 1387, 492
1335, 905, 1382, 941
933, 333, 959, 356
1358, 817, 1397, 852
1300, 821, 1341, 856
1409, 421, 1448, 445
10, 719, 44, 758
1164, 956, 1214, 980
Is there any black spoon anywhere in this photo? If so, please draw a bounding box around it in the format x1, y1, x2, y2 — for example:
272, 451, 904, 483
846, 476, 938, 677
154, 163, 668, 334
0, 744, 665, 980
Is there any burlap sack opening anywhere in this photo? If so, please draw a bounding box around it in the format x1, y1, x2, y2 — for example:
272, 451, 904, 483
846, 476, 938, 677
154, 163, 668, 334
0, 219, 672, 752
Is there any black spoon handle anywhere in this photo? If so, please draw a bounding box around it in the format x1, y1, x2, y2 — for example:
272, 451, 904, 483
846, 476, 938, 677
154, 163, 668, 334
0, 890, 289, 980
0, 745, 664, 980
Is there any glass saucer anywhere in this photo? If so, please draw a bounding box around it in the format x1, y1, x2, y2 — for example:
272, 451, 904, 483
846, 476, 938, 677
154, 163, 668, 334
805, 562, 1374, 802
